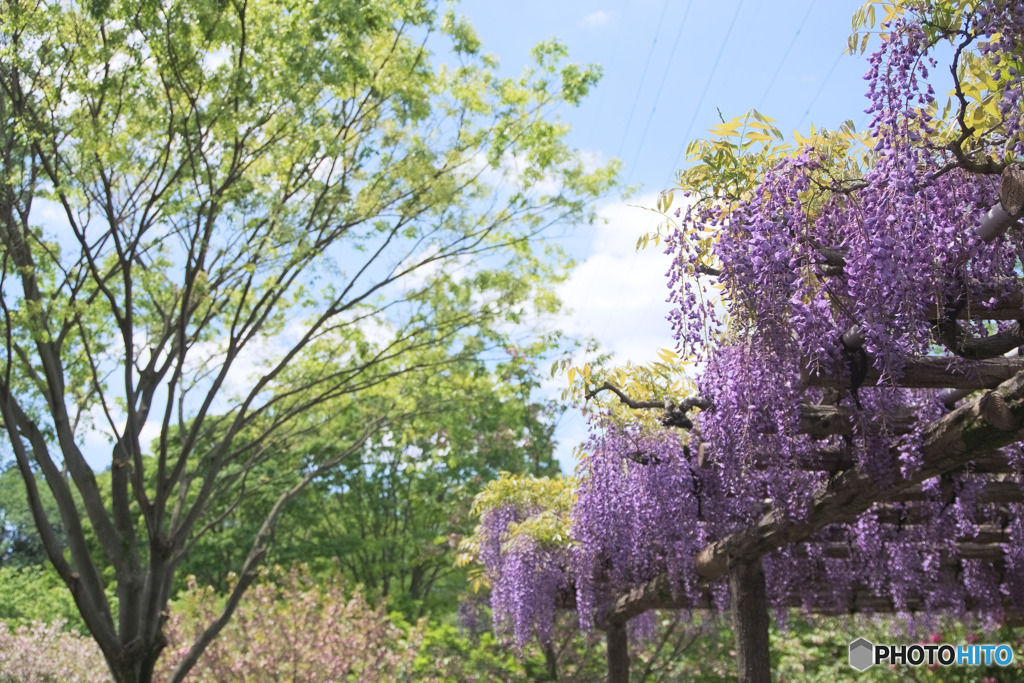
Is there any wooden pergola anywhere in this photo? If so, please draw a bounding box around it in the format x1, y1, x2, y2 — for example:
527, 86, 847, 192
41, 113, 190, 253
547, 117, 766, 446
591, 165, 1024, 682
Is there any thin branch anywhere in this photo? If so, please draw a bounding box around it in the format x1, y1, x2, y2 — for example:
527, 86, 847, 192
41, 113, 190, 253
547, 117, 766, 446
948, 33, 1005, 175
585, 381, 713, 430
168, 418, 383, 683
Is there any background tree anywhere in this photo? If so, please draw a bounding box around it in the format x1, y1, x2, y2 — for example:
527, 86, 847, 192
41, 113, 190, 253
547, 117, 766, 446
0, 0, 616, 680
0, 464, 61, 568
176, 338, 565, 619
0, 465, 89, 631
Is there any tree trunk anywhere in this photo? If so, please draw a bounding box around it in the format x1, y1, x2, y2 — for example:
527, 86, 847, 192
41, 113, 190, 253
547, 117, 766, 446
729, 557, 771, 683
96, 628, 165, 683
606, 621, 630, 683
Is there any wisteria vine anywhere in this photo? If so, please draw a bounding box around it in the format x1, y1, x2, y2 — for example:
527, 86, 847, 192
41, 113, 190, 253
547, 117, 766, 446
477, 0, 1024, 648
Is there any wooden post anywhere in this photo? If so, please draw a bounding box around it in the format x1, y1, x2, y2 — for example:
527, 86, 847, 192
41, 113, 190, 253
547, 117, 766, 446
729, 556, 771, 683
606, 621, 630, 683
543, 643, 559, 681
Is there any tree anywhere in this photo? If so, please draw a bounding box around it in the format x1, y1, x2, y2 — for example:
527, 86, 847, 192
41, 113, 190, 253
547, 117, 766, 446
177, 339, 564, 618
0, 464, 62, 567
288, 344, 563, 618
475, 1, 1024, 680
0, 0, 617, 679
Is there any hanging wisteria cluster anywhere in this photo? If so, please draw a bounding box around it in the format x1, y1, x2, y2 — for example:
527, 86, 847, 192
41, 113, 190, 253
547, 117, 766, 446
478, 0, 1024, 647
475, 421, 713, 642
660, 0, 1024, 629
571, 422, 707, 630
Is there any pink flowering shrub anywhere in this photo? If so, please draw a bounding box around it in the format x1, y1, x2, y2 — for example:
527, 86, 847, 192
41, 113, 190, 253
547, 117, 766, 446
154, 567, 423, 682
0, 619, 109, 682
0, 569, 425, 682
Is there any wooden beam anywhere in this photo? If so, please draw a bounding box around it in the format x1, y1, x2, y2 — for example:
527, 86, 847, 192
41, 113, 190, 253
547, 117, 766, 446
889, 479, 1024, 505
945, 284, 1024, 320
691, 372, 1024, 582
978, 164, 1024, 241
1001, 163, 1024, 216
778, 587, 1022, 619
803, 356, 1024, 390
600, 538, 1014, 622
605, 574, 710, 623
797, 404, 915, 438
754, 447, 1015, 475
933, 319, 1024, 360
873, 504, 1015, 526
796, 536, 1010, 560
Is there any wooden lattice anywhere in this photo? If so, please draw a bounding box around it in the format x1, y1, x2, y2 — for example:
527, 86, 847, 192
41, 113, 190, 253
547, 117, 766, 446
590, 166, 1024, 682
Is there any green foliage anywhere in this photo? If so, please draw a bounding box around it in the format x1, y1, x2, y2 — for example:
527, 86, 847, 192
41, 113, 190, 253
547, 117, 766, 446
555, 349, 702, 431
174, 342, 566, 619
0, 0, 617, 675
849, 0, 977, 53
5, 582, 1021, 683
674, 108, 869, 210
469, 472, 575, 542
0, 564, 87, 632
630, 614, 736, 682
772, 614, 1024, 681
413, 623, 540, 681
677, 109, 791, 203
412, 607, 740, 682
456, 472, 575, 595
441, 10, 482, 56
0, 466, 62, 568
470, 471, 576, 521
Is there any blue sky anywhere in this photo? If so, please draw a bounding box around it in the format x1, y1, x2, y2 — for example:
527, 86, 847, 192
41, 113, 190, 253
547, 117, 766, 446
458, 0, 872, 190
64, 1, 882, 472
451, 0, 877, 470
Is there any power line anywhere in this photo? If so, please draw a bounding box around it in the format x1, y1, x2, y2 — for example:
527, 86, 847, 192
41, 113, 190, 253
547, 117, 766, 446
796, 51, 844, 130
669, 0, 747, 175
758, 0, 816, 111
577, 1, 632, 296
615, 0, 672, 160
580, 0, 670, 344
625, 0, 694, 186
590, 0, 632, 132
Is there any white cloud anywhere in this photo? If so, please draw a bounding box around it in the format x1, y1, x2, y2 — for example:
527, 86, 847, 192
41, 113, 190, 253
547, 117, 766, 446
548, 193, 687, 472
203, 45, 233, 73
557, 193, 679, 366
31, 198, 71, 231
581, 10, 612, 31
79, 404, 162, 470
